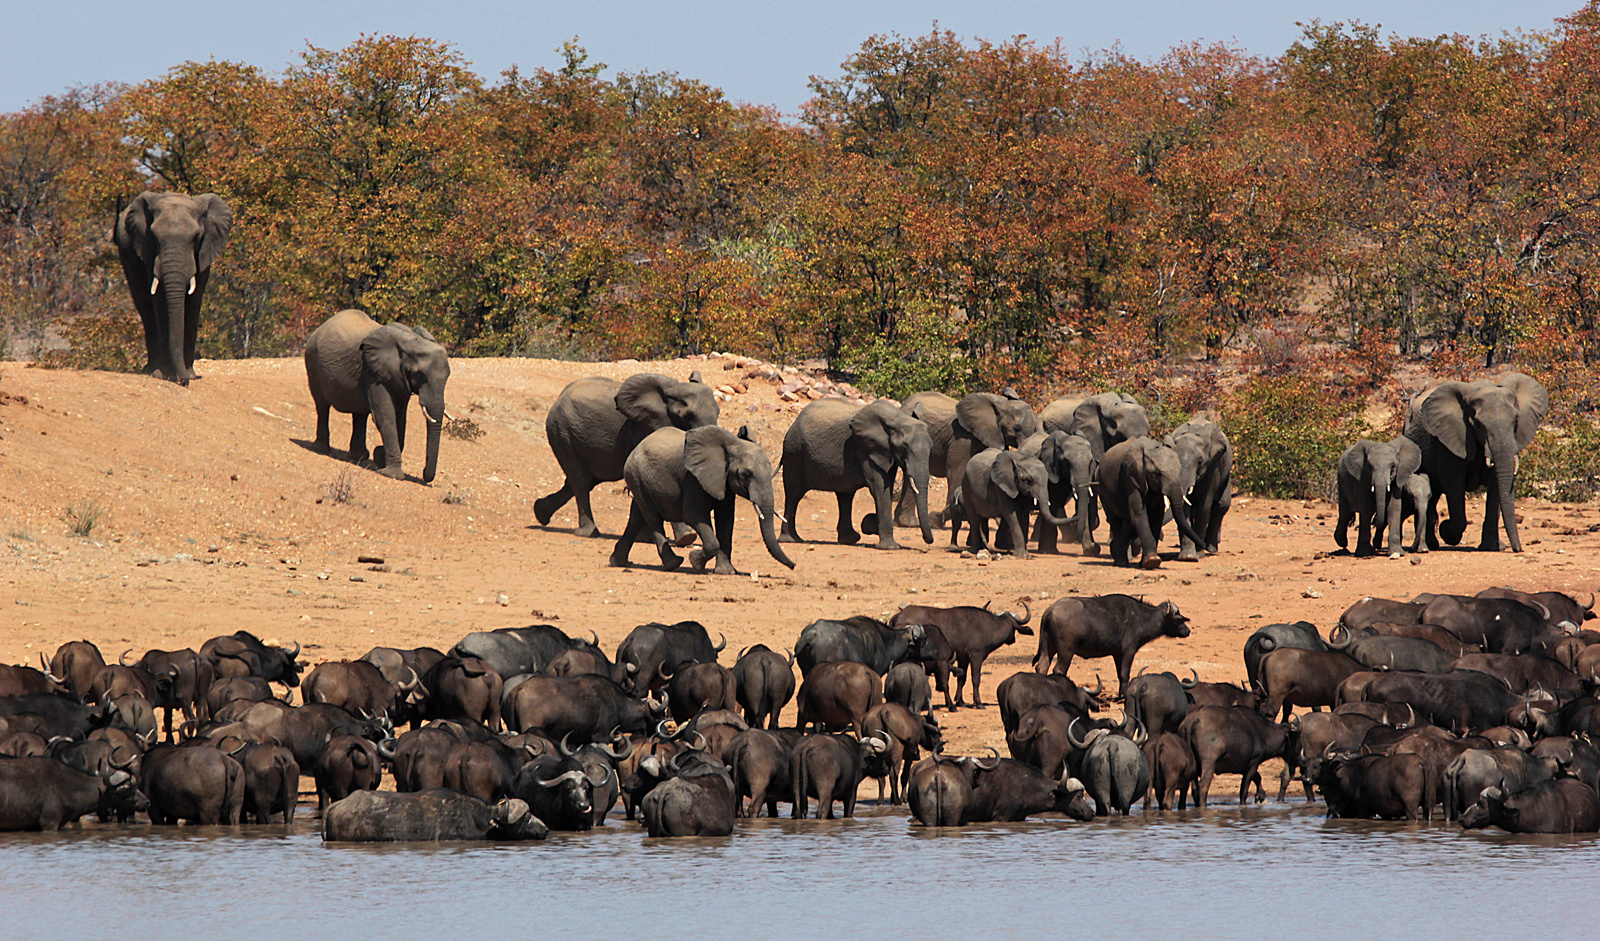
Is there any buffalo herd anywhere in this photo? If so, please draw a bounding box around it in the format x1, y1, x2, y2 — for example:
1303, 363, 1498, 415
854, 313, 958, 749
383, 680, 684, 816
1, 584, 1598, 840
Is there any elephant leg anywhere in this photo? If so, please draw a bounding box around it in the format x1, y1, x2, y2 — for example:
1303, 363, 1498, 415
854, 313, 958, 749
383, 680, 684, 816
1334, 494, 1352, 550
834, 491, 861, 545
1107, 517, 1131, 567
1479, 485, 1504, 552
1002, 505, 1029, 559
688, 510, 731, 575
608, 503, 645, 567
533, 482, 573, 526
572, 483, 603, 538
1355, 505, 1375, 556
183, 272, 207, 377
367, 386, 404, 480
313, 399, 333, 453
1206, 489, 1228, 553
1438, 475, 1468, 546
863, 465, 900, 549
635, 503, 682, 572
1131, 493, 1162, 568
778, 461, 805, 543
347, 412, 370, 464
1032, 505, 1059, 553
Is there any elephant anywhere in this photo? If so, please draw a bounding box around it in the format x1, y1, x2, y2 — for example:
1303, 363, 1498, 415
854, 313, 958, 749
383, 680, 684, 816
779, 398, 934, 549
959, 448, 1069, 559
1402, 372, 1548, 552
894, 391, 958, 526
1096, 437, 1206, 569
1018, 430, 1099, 555
1054, 392, 1151, 463
610, 425, 795, 575
534, 373, 719, 537
1165, 419, 1232, 558
112, 192, 233, 385
921, 391, 1040, 539
1335, 436, 1423, 558
304, 309, 450, 484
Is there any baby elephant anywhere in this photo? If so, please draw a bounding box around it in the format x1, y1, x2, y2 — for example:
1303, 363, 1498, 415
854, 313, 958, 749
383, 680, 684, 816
960, 448, 1069, 559
1335, 437, 1426, 558
611, 425, 796, 575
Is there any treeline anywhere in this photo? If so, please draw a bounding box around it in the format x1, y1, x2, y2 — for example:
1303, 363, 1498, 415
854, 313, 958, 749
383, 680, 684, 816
6, 12, 1600, 424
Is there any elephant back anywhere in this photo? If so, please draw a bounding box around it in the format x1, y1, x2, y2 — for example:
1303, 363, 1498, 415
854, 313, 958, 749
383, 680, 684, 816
305, 310, 384, 413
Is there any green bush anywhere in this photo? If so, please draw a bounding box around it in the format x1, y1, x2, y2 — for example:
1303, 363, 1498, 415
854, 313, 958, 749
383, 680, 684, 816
1519, 421, 1600, 502
834, 307, 972, 401
1223, 373, 1370, 499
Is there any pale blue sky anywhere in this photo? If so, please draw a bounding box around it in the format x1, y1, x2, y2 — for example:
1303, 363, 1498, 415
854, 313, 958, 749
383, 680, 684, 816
9, 1, 1585, 115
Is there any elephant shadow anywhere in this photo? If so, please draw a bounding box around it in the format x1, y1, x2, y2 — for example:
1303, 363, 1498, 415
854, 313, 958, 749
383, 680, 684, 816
291, 437, 421, 484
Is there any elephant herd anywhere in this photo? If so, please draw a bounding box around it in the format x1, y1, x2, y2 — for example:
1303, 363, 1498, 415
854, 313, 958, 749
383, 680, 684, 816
108, 191, 1551, 565
527, 377, 1239, 574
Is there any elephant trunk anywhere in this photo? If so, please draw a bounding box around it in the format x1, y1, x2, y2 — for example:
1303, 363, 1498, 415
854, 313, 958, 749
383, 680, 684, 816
419, 385, 445, 484
159, 247, 195, 382
1492, 445, 1521, 552
1168, 483, 1206, 551
749, 482, 796, 569
1034, 478, 1070, 527
905, 450, 934, 545
1372, 476, 1391, 550
422, 416, 442, 484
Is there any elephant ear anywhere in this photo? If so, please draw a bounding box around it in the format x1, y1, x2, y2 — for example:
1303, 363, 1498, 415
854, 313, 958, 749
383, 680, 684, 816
1500, 372, 1549, 451
359, 325, 408, 387
193, 193, 233, 272
991, 452, 1022, 500
683, 426, 733, 501
1038, 433, 1064, 484
615, 374, 674, 429
409, 324, 439, 344
956, 393, 1005, 449
1413, 383, 1476, 460
113, 192, 161, 268
1389, 435, 1423, 479
848, 402, 897, 475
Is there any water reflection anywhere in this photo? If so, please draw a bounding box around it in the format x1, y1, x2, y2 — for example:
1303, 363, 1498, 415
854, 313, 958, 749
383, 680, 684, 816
1, 802, 1593, 940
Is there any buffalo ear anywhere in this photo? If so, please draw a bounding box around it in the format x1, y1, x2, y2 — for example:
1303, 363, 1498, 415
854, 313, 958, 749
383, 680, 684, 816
1413, 383, 1475, 460
1500, 372, 1549, 451
193, 193, 233, 272
992, 452, 1021, 500
848, 403, 896, 475
615, 374, 674, 428
683, 426, 732, 501
957, 393, 1005, 449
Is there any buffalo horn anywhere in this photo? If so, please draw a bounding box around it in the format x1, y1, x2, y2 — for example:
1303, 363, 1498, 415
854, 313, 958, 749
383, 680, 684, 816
1011, 600, 1031, 626
1328, 624, 1350, 649
559, 731, 581, 757
655, 719, 676, 740
785, 648, 796, 667
120, 648, 136, 667
656, 660, 675, 682
287, 641, 300, 659
714, 633, 727, 653
587, 764, 611, 787
1136, 665, 1148, 678
685, 730, 707, 751
376, 737, 398, 761
977, 746, 1001, 770
1181, 667, 1199, 689
1129, 716, 1148, 746
588, 630, 600, 648
535, 769, 587, 788
601, 729, 633, 761
1066, 716, 1091, 750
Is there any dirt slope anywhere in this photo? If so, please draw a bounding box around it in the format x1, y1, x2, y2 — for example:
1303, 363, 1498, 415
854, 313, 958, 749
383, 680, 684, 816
3, 354, 1599, 758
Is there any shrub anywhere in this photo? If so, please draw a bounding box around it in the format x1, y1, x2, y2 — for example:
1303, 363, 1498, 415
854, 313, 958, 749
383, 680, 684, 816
1223, 373, 1370, 499
1520, 420, 1600, 502
321, 469, 357, 505
62, 499, 107, 537
834, 307, 972, 400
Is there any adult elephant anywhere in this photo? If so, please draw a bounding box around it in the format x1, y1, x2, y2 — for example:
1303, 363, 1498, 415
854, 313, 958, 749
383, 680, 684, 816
1165, 419, 1232, 559
959, 448, 1069, 559
894, 391, 957, 526
1402, 372, 1548, 552
112, 191, 233, 385
1096, 437, 1206, 569
534, 373, 719, 537
304, 309, 450, 484
610, 424, 795, 575
779, 398, 934, 549
1054, 392, 1150, 463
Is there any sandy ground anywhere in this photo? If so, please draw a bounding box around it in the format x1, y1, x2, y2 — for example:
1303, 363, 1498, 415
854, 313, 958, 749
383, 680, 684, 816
3, 354, 1599, 773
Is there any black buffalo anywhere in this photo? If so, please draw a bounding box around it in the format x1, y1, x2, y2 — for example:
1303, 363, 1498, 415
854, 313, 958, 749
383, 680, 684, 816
0, 758, 145, 831
794, 616, 922, 677
616, 621, 726, 693
450, 625, 601, 680
1033, 594, 1190, 698
322, 789, 548, 842
1461, 779, 1600, 833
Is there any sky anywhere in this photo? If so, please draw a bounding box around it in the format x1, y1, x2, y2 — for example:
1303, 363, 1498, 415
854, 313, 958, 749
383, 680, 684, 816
8, 1, 1586, 116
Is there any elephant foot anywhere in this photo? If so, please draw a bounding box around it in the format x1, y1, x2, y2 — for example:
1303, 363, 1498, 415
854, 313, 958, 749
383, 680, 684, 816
1177, 547, 1201, 562
837, 529, 861, 545
533, 496, 559, 525
608, 553, 631, 568
1140, 555, 1162, 570
875, 538, 903, 550
1009, 548, 1030, 559
671, 524, 699, 548
657, 549, 684, 571
777, 530, 800, 544
372, 446, 386, 466
1082, 542, 1100, 557
1477, 540, 1503, 552
574, 520, 601, 538
689, 548, 710, 572
378, 466, 405, 481
1387, 550, 1404, 560
1354, 545, 1374, 558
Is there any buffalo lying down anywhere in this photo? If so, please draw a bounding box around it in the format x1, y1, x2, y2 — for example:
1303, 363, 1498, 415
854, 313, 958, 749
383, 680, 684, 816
322, 789, 548, 842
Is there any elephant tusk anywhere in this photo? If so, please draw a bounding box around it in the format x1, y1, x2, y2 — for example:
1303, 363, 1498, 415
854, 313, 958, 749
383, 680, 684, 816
187, 277, 196, 295
774, 509, 787, 525
150, 277, 160, 296
907, 476, 920, 496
